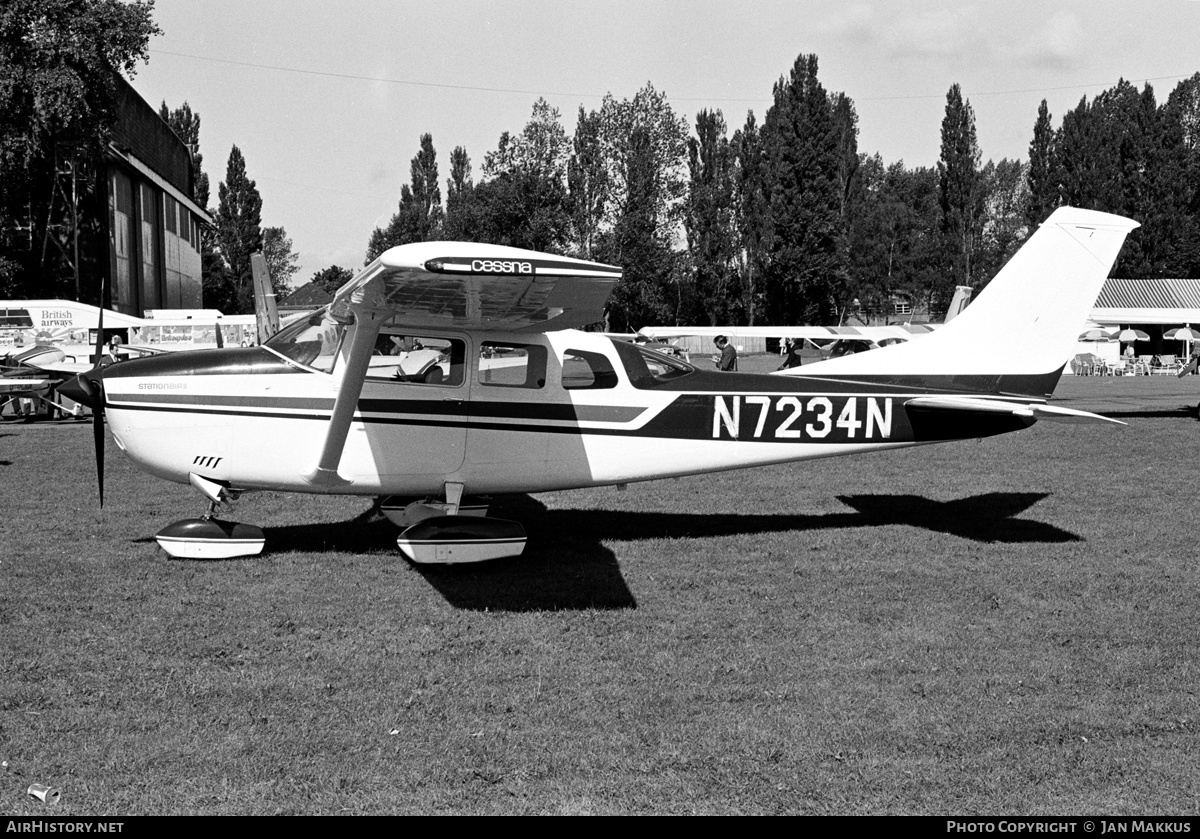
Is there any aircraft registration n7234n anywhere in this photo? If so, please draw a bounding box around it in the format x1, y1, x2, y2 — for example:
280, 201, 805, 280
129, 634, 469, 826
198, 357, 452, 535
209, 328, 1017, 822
62, 206, 1137, 562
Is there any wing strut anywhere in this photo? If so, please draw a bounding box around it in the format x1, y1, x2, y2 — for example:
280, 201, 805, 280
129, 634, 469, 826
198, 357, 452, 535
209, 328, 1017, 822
303, 279, 390, 488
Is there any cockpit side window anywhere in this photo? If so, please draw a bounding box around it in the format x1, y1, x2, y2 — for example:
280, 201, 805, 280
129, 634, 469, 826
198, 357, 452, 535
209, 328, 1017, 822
609, 338, 694, 388
366, 332, 466, 385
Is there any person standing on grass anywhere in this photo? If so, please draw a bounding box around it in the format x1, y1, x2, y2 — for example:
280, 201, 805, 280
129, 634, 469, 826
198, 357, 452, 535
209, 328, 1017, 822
712, 335, 737, 371
778, 338, 803, 370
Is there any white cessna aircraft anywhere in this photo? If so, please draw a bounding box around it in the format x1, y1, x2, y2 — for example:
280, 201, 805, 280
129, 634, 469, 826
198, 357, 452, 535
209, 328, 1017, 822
62, 207, 1135, 562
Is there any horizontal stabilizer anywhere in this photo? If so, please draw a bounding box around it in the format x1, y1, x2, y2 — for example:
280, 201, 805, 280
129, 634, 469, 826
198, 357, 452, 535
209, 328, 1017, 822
0, 377, 54, 393
905, 396, 1125, 425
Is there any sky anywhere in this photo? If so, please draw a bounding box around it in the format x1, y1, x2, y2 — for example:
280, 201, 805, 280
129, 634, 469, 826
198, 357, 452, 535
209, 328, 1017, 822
127, 0, 1200, 287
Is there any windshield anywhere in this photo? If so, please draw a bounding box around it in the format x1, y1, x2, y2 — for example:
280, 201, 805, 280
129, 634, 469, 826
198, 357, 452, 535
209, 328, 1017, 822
263, 310, 346, 372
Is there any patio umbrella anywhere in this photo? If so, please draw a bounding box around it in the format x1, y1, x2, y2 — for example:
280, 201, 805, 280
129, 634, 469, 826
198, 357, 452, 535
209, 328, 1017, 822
1078, 328, 1115, 342
1164, 326, 1200, 342
1165, 326, 1200, 366
1115, 328, 1150, 343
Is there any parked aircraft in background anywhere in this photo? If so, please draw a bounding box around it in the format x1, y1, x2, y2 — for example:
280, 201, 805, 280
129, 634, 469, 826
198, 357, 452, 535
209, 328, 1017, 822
638, 285, 974, 364
1, 254, 285, 419
62, 207, 1135, 563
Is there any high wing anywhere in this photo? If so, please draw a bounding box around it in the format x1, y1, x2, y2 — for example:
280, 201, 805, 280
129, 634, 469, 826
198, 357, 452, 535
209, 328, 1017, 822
305, 242, 622, 487
329, 242, 621, 333
639, 324, 939, 343
0, 375, 56, 393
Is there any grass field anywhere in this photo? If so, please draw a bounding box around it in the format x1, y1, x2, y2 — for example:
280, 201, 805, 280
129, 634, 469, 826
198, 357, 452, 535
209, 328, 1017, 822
3, 370, 1200, 814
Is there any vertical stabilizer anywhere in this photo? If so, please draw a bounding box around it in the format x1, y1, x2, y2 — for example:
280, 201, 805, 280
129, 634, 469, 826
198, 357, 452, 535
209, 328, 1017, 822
251, 252, 281, 345
943, 285, 973, 322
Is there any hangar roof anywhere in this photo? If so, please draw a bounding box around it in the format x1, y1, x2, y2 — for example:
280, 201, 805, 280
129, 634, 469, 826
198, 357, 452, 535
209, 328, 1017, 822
1091, 278, 1200, 325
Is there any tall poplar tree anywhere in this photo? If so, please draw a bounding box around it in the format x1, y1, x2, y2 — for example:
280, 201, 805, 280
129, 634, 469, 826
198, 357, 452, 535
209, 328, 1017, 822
1025, 99, 1059, 229
158, 101, 209, 207
1160, 74, 1200, 276
603, 126, 677, 330
442, 145, 477, 241
760, 53, 848, 324
262, 226, 299, 297
567, 106, 607, 259
938, 83, 984, 297
685, 109, 738, 324
732, 112, 770, 324
212, 145, 263, 313
367, 134, 443, 260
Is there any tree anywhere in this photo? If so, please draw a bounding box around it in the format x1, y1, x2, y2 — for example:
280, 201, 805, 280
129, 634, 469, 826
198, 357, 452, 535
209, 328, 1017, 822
261, 226, 299, 297
465, 169, 572, 252
458, 102, 573, 252
1025, 99, 1059, 229
309, 265, 353, 296
596, 84, 689, 329
159, 98, 223, 305
213, 145, 263, 313
0, 0, 160, 299
567, 106, 608, 259
1057, 80, 1170, 276
483, 97, 570, 183
601, 126, 679, 330
732, 111, 770, 324
976, 158, 1030, 287
846, 158, 943, 319
442, 145, 477, 241
367, 134, 443, 260
1160, 74, 1200, 276
760, 54, 849, 325
598, 83, 690, 235
158, 100, 209, 207
685, 109, 739, 324
938, 83, 985, 297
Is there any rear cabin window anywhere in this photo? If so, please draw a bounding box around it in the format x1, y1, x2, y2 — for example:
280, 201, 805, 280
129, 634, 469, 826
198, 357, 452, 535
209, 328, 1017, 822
478, 342, 546, 389
561, 349, 619, 390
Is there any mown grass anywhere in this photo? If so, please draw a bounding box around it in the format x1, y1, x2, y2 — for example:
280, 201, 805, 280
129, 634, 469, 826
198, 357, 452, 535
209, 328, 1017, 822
2, 371, 1199, 814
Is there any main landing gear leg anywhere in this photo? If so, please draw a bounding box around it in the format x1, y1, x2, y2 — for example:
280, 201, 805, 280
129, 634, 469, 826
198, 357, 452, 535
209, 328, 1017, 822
393, 481, 527, 565
154, 473, 266, 559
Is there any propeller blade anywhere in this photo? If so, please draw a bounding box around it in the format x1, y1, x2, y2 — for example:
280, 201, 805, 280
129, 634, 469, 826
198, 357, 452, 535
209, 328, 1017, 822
91, 273, 108, 506
93, 393, 105, 507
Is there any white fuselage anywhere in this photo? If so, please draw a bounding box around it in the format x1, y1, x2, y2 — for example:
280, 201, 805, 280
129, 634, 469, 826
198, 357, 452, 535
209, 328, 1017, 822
100, 328, 944, 498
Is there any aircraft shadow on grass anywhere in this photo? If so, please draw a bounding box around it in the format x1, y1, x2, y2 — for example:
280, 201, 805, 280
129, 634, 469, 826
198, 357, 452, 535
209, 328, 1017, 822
217, 490, 1076, 613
